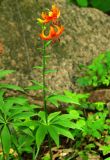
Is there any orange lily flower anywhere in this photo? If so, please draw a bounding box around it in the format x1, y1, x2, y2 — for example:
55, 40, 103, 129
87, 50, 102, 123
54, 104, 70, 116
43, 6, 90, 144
37, 5, 60, 24
39, 25, 64, 41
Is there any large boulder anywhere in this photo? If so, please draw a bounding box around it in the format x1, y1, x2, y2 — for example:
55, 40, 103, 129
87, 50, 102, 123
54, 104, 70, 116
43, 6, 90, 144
0, 0, 110, 93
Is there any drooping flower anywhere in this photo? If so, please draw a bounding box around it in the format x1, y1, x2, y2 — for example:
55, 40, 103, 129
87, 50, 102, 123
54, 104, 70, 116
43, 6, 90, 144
39, 25, 64, 41
37, 5, 60, 24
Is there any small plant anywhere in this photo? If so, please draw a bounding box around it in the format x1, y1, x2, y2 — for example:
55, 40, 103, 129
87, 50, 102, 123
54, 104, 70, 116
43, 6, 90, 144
0, 70, 37, 159
32, 5, 82, 159
77, 51, 110, 87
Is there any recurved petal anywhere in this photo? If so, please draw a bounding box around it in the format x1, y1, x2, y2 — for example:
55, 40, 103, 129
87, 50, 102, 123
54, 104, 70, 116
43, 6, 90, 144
51, 5, 60, 18
49, 26, 56, 37
39, 30, 51, 40
41, 12, 48, 19
55, 25, 64, 36
41, 12, 52, 23
49, 11, 53, 17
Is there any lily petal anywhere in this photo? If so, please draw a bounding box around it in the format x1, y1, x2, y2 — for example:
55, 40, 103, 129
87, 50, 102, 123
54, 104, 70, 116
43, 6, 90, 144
37, 5, 60, 24
39, 25, 64, 41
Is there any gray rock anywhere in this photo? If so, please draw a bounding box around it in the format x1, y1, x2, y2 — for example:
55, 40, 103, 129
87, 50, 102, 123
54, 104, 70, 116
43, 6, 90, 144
0, 0, 110, 93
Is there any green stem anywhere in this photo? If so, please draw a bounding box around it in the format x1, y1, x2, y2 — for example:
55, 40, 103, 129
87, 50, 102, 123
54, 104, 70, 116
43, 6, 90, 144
42, 41, 52, 160
42, 41, 48, 123
1, 137, 5, 160
48, 134, 53, 160
34, 148, 39, 160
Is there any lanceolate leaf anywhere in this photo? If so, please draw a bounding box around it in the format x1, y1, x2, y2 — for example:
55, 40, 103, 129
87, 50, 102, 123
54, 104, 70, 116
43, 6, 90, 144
48, 112, 61, 122
44, 40, 52, 47
0, 90, 5, 100
51, 114, 75, 123
69, 110, 80, 119
2, 97, 28, 115
12, 112, 37, 120
100, 145, 110, 155
0, 90, 5, 109
38, 111, 46, 123
26, 85, 43, 91
53, 125, 73, 140
36, 124, 47, 149
104, 157, 110, 160
7, 96, 28, 105
47, 94, 80, 106
52, 119, 75, 129
14, 120, 39, 129
47, 125, 59, 147
33, 66, 43, 69
1, 125, 11, 155
0, 116, 5, 123
30, 80, 43, 85
0, 84, 24, 91
45, 69, 57, 74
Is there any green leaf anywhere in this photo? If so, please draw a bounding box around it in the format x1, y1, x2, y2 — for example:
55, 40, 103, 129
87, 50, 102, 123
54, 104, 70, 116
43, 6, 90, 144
103, 78, 110, 86
76, 0, 88, 7
77, 76, 92, 86
44, 40, 52, 47
0, 90, 5, 99
64, 91, 89, 100
85, 143, 95, 150
38, 111, 46, 123
0, 84, 24, 91
47, 94, 80, 106
45, 69, 57, 74
52, 114, 75, 122
105, 158, 110, 160
94, 102, 105, 111
13, 112, 37, 120
30, 80, 43, 85
22, 128, 34, 138
99, 145, 110, 155
0, 70, 15, 79
48, 112, 61, 122
1, 125, 11, 155
26, 80, 45, 91
36, 124, 47, 149
42, 154, 50, 160
73, 119, 86, 130
0, 90, 5, 109
14, 120, 39, 129
7, 96, 28, 105
1, 101, 13, 115
79, 151, 88, 160
26, 85, 43, 91
0, 116, 5, 123
53, 119, 75, 129
104, 136, 110, 143
33, 66, 43, 69
53, 125, 73, 139
91, 0, 110, 12
46, 96, 59, 108
69, 110, 80, 119
47, 125, 59, 147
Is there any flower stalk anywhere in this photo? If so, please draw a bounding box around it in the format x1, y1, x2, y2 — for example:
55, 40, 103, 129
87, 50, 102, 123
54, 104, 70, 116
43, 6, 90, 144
42, 41, 48, 123
37, 4, 64, 159
42, 41, 53, 160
